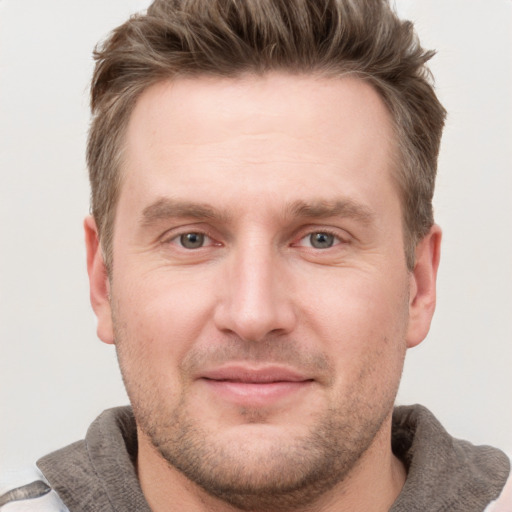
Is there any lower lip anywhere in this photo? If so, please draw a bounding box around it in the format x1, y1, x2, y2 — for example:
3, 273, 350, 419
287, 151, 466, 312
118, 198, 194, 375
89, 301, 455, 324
201, 379, 312, 406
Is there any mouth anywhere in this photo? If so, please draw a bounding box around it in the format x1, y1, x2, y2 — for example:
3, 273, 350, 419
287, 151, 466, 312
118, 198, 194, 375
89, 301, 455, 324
198, 365, 314, 406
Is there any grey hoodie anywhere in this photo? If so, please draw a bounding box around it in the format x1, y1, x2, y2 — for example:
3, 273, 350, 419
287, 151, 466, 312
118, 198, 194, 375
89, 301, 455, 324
1, 405, 510, 511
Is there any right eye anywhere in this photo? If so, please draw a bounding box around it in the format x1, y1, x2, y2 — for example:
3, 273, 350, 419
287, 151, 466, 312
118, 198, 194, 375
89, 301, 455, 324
176, 232, 208, 249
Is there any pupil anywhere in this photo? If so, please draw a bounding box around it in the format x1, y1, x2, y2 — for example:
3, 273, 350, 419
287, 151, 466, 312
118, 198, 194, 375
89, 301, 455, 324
311, 232, 334, 249
180, 233, 204, 249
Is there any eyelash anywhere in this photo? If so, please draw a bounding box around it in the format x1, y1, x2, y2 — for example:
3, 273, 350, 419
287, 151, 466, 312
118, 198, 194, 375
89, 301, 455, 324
163, 230, 219, 250
294, 229, 347, 249
162, 227, 347, 251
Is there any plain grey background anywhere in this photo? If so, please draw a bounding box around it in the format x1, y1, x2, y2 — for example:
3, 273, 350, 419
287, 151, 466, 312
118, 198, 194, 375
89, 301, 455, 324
1, 0, 511, 484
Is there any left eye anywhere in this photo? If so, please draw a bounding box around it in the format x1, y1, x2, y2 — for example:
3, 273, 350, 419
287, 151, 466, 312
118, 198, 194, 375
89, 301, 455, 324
299, 232, 338, 249
309, 232, 335, 249
178, 232, 207, 249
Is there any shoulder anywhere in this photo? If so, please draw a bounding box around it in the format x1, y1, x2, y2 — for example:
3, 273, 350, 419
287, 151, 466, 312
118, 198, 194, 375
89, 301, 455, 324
2, 407, 138, 512
485, 456, 512, 512
392, 405, 511, 511
0, 468, 69, 512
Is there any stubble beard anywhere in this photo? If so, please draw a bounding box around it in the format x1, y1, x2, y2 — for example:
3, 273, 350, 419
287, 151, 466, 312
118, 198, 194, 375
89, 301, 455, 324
115, 335, 402, 511
137, 393, 392, 511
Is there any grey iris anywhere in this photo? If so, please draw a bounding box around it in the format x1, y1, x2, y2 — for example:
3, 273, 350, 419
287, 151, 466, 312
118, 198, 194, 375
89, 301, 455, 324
180, 233, 204, 249
310, 232, 334, 249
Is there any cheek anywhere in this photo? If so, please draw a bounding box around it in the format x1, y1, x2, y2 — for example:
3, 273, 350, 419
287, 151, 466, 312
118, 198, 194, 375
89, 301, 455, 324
111, 269, 218, 370
301, 270, 409, 375
307, 271, 408, 333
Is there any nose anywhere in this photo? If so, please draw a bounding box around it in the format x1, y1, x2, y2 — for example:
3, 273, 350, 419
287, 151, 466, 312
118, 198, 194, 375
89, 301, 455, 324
213, 240, 297, 342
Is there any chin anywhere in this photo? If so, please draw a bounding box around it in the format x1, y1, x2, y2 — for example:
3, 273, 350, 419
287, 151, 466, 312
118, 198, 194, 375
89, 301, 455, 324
135, 394, 391, 511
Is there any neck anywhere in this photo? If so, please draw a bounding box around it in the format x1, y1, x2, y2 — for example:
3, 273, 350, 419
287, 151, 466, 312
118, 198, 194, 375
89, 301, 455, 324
136, 416, 406, 512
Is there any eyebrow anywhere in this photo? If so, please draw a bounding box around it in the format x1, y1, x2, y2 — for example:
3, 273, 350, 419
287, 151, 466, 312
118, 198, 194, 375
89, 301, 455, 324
141, 198, 231, 226
286, 199, 375, 225
140, 197, 375, 227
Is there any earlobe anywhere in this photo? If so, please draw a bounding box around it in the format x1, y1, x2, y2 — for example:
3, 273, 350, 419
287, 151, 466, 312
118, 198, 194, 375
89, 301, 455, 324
406, 224, 442, 348
84, 216, 115, 345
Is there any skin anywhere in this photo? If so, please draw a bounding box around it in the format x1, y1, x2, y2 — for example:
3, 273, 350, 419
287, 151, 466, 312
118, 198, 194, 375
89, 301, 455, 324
85, 73, 441, 512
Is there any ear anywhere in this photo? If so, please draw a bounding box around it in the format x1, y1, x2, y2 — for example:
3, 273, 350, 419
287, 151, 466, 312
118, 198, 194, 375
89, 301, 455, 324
406, 224, 442, 348
84, 216, 115, 345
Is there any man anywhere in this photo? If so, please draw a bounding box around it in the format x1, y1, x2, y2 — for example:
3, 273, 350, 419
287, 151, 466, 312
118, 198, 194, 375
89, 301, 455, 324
1, 0, 510, 511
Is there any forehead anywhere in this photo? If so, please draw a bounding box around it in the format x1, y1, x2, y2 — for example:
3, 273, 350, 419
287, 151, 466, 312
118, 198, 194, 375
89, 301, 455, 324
126, 72, 395, 151
120, 73, 398, 218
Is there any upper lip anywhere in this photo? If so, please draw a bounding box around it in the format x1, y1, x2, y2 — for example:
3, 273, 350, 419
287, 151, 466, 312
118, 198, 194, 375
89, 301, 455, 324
199, 365, 312, 383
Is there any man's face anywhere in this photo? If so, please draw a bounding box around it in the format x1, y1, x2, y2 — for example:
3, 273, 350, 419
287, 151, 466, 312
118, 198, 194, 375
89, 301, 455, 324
87, 73, 438, 508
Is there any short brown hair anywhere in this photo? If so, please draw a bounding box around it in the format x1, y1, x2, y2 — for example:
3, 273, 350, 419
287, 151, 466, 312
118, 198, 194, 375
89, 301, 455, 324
87, 0, 446, 270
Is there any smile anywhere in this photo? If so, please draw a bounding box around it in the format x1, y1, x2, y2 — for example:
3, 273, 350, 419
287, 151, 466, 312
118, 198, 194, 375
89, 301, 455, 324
199, 366, 314, 406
